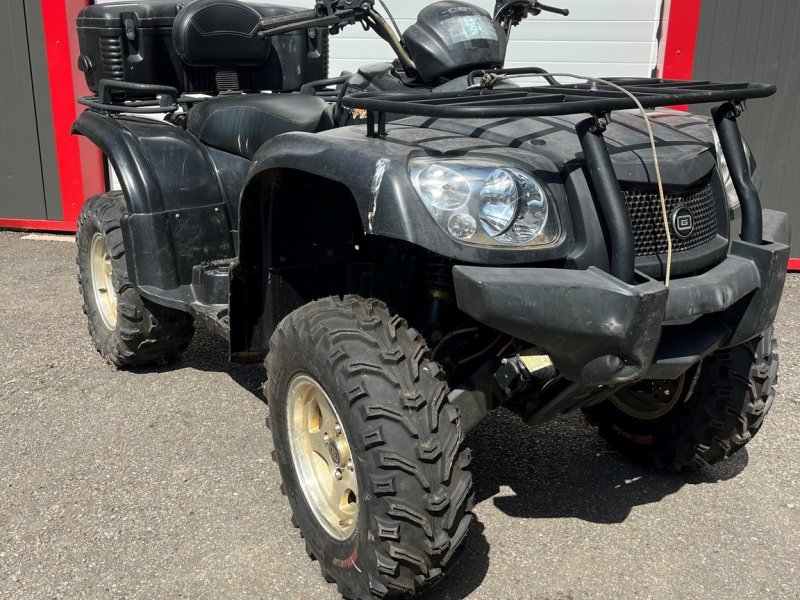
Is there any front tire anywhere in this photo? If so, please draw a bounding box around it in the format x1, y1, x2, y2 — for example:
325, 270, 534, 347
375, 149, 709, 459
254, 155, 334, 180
266, 296, 474, 599
76, 193, 195, 367
584, 332, 778, 471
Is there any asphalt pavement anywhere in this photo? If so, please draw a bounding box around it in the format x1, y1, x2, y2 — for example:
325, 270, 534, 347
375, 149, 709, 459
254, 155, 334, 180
1, 230, 798, 599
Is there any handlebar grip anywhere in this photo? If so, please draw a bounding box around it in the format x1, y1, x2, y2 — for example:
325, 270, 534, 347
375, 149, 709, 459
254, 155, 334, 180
259, 8, 319, 32
536, 3, 570, 16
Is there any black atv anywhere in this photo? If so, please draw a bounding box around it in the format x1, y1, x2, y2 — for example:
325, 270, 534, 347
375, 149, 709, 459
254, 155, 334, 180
72, 0, 789, 597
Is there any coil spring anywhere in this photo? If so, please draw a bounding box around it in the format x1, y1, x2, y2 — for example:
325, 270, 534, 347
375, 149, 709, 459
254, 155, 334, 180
425, 256, 453, 295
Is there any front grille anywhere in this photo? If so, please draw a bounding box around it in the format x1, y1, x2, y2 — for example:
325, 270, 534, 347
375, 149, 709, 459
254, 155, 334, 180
622, 178, 719, 257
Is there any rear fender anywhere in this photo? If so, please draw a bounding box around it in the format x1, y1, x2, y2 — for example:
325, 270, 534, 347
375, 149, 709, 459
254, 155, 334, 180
72, 111, 235, 292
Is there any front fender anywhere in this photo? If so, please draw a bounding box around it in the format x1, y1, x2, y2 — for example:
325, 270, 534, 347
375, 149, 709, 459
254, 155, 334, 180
230, 123, 575, 361
239, 124, 575, 265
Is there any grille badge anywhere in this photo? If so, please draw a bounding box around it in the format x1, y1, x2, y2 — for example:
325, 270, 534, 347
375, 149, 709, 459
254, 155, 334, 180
670, 206, 695, 240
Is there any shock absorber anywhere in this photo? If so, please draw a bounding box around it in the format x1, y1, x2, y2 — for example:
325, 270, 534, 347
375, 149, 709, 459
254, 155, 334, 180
425, 256, 454, 344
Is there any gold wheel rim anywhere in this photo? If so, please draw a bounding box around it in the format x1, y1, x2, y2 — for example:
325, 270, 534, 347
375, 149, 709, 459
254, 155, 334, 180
610, 373, 687, 421
89, 232, 118, 330
286, 374, 358, 541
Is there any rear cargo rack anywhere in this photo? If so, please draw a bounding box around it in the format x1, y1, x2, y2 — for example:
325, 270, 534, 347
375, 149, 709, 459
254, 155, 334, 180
78, 80, 181, 114
343, 72, 777, 285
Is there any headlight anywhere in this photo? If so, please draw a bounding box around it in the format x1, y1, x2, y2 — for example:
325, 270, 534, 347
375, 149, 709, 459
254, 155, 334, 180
410, 159, 561, 248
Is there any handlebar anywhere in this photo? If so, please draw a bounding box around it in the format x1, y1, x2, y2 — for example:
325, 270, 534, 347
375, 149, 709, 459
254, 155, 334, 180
494, 0, 570, 33
256, 0, 570, 80
258, 8, 319, 38
536, 2, 570, 16
256, 0, 418, 72
257, 0, 374, 38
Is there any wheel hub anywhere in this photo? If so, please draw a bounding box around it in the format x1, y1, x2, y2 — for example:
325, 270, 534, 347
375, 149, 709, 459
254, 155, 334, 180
610, 373, 688, 421
327, 440, 343, 466
89, 232, 118, 330
286, 374, 358, 540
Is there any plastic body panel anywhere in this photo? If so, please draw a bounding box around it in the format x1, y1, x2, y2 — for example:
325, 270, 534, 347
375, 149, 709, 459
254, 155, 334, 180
453, 209, 790, 386
73, 92, 781, 375
72, 111, 235, 293
229, 109, 738, 359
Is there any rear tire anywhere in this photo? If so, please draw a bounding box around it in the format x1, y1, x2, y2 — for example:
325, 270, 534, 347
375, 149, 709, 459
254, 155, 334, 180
584, 332, 778, 472
266, 296, 474, 599
76, 193, 194, 367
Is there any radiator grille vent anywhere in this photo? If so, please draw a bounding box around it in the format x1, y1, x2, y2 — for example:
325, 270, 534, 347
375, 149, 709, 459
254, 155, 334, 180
622, 178, 719, 257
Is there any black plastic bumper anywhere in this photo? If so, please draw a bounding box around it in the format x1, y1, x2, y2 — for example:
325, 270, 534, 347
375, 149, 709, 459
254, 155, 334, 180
453, 209, 791, 386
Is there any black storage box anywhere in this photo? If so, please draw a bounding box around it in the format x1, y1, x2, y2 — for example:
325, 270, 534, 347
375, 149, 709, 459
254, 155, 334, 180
76, 0, 329, 96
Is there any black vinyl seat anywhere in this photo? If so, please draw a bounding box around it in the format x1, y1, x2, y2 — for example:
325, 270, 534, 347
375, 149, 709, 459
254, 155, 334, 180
187, 93, 335, 160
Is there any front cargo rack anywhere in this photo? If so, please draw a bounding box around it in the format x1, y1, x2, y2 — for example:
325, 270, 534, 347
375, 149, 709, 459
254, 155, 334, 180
343, 72, 777, 286
342, 74, 776, 130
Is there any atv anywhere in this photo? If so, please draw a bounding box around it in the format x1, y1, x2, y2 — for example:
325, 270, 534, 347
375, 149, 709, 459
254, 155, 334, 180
72, 0, 789, 597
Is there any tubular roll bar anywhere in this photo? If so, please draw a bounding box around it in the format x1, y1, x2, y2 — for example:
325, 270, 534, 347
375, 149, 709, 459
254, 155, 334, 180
344, 75, 775, 283
576, 115, 636, 284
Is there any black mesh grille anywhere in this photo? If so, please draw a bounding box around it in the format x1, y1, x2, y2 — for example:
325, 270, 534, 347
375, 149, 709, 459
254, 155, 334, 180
622, 178, 719, 257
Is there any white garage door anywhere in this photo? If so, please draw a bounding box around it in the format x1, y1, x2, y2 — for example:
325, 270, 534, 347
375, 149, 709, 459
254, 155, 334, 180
279, 0, 665, 79
95, 0, 665, 79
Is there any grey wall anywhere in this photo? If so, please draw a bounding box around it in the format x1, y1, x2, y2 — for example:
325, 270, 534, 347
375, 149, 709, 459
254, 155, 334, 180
693, 0, 800, 256
0, 0, 61, 221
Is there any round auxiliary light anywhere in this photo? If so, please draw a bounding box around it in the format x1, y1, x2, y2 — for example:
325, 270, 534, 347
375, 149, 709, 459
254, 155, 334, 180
415, 164, 471, 211
447, 213, 478, 240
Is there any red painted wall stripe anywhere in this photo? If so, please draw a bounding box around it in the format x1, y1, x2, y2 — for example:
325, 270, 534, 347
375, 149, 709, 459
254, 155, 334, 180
661, 0, 703, 80
660, 0, 702, 111
38, 0, 104, 231
0, 218, 79, 233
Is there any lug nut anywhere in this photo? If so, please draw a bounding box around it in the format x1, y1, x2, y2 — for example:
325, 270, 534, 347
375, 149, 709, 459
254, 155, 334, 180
347, 460, 354, 472
323, 433, 330, 442
334, 423, 342, 435
334, 469, 343, 480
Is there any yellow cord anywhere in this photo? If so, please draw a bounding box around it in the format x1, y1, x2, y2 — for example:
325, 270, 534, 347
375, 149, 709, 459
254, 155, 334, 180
471, 72, 673, 286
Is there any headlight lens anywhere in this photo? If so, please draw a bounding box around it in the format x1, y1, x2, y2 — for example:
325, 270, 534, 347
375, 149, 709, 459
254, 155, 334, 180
415, 164, 471, 210
410, 159, 561, 249
479, 169, 519, 236
480, 168, 549, 244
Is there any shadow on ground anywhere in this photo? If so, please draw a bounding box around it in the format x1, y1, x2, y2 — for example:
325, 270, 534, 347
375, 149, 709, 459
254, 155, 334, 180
468, 408, 749, 524
136, 325, 750, 599
137, 325, 269, 403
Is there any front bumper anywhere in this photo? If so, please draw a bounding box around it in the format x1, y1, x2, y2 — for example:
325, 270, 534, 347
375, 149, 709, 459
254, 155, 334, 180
453, 209, 791, 386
